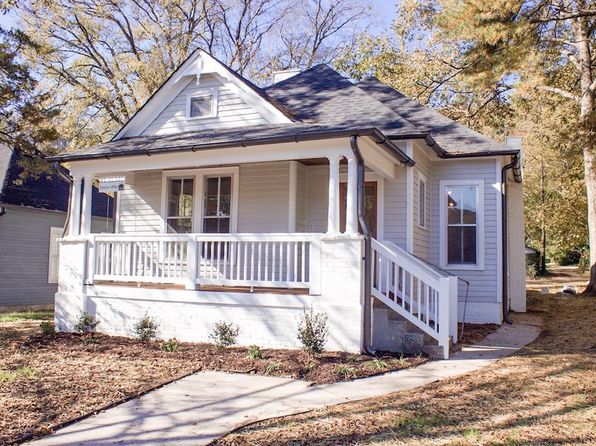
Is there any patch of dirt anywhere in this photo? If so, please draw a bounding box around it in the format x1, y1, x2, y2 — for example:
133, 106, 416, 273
0, 326, 425, 445
458, 322, 500, 345
213, 268, 596, 446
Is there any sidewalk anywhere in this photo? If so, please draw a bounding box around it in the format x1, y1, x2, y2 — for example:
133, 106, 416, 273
27, 313, 541, 446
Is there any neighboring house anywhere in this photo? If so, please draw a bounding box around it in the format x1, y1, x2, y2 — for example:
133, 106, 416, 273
49, 50, 525, 358
0, 145, 113, 309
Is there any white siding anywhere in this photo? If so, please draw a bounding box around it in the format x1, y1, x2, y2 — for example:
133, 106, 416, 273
142, 74, 268, 136
237, 162, 290, 232
383, 165, 407, 248
296, 163, 308, 231
118, 171, 162, 234
430, 159, 499, 304
303, 165, 329, 233
412, 147, 431, 261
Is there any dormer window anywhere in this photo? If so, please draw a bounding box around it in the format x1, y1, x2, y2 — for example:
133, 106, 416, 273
187, 89, 218, 119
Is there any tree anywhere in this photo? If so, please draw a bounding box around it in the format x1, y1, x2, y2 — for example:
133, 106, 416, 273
0, 27, 58, 179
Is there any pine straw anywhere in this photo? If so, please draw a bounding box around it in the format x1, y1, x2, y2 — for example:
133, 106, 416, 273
0, 325, 429, 444
214, 281, 596, 445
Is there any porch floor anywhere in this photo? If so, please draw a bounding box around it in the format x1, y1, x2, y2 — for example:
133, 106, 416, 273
92, 281, 309, 295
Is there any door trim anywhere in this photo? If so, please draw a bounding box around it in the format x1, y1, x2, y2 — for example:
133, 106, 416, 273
339, 172, 384, 240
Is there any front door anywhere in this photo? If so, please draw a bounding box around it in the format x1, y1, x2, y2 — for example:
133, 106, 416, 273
340, 181, 378, 238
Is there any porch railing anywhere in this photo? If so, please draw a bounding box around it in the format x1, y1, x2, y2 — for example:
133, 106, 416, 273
371, 239, 458, 358
88, 233, 322, 293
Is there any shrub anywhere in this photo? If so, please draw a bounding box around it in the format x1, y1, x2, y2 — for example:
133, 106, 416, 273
133, 313, 159, 342
367, 358, 388, 371
40, 321, 56, 336
247, 344, 262, 360
161, 338, 180, 353
209, 321, 239, 348
297, 307, 328, 356
74, 312, 99, 334
335, 364, 356, 380
265, 362, 282, 375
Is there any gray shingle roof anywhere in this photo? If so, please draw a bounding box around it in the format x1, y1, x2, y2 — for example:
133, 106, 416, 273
356, 78, 513, 155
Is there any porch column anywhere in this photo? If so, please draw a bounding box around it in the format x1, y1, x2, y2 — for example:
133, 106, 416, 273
68, 175, 83, 236
80, 175, 93, 236
327, 155, 341, 235
346, 156, 358, 235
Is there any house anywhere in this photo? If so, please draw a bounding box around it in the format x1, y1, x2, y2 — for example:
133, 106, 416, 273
48, 50, 525, 358
0, 145, 113, 310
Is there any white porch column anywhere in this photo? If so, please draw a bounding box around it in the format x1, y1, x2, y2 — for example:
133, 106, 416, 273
80, 175, 93, 236
346, 156, 358, 235
68, 175, 83, 236
327, 155, 341, 235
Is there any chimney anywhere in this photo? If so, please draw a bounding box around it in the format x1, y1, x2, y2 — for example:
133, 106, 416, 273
272, 69, 301, 84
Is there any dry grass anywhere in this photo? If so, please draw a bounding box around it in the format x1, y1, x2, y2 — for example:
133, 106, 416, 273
214, 269, 596, 446
0, 317, 425, 444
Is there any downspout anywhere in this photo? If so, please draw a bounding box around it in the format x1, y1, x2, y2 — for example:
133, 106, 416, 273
350, 135, 375, 355
54, 162, 73, 237
501, 154, 519, 325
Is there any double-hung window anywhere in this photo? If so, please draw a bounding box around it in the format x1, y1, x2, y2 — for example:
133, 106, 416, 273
166, 177, 194, 233
440, 180, 484, 269
203, 175, 232, 233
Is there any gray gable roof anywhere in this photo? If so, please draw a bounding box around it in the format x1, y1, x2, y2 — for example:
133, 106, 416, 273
356, 78, 513, 155
265, 65, 423, 136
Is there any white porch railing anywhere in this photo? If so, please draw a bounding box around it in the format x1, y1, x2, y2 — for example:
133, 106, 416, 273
88, 233, 322, 293
371, 239, 458, 359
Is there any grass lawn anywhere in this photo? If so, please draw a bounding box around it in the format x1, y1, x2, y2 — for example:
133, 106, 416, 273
214, 268, 596, 446
0, 309, 53, 323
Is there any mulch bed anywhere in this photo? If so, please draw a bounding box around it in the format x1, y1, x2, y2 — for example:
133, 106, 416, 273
0, 324, 426, 445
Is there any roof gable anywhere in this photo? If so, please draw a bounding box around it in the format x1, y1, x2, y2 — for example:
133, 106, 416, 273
114, 50, 292, 140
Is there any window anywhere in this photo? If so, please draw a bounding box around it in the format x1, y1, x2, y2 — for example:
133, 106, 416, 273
418, 175, 427, 228
440, 181, 484, 269
202, 175, 232, 233
187, 90, 218, 119
48, 227, 62, 283
166, 177, 194, 233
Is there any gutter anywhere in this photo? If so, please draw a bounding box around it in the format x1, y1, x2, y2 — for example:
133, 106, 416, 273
47, 128, 415, 167
350, 135, 375, 355
500, 154, 520, 324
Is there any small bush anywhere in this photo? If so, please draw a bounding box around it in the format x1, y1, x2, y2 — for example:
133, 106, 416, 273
367, 358, 388, 371
297, 307, 328, 356
209, 321, 239, 348
247, 344, 263, 360
161, 338, 180, 353
335, 364, 356, 380
40, 321, 55, 336
265, 362, 282, 375
74, 312, 99, 334
133, 313, 159, 342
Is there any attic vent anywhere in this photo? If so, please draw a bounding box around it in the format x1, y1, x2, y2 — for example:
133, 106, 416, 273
272, 69, 301, 84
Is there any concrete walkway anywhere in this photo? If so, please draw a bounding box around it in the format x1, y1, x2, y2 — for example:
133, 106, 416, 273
28, 314, 541, 446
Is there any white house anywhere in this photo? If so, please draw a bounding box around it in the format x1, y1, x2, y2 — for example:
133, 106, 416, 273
48, 50, 525, 359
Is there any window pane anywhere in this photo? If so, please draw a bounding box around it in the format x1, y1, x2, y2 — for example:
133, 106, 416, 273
463, 226, 477, 263
447, 226, 462, 264
167, 218, 192, 234
218, 217, 230, 233
204, 177, 219, 217
219, 176, 231, 216
190, 96, 212, 117
203, 218, 218, 233
462, 187, 477, 224
447, 188, 461, 224
168, 179, 182, 217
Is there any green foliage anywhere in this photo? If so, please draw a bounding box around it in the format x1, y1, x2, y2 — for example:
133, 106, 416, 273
74, 312, 99, 334
161, 338, 180, 353
0, 366, 35, 383
133, 313, 159, 342
247, 344, 263, 360
335, 364, 356, 380
367, 358, 388, 371
265, 362, 282, 375
0, 309, 53, 322
39, 321, 55, 336
209, 321, 239, 348
296, 307, 328, 356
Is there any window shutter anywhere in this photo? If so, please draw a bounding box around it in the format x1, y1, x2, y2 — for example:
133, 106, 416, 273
48, 227, 63, 283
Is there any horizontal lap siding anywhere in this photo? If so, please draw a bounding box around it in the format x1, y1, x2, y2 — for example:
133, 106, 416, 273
430, 159, 499, 303
296, 163, 308, 232
118, 171, 162, 234
238, 162, 290, 232
142, 75, 268, 136
383, 165, 407, 248
413, 148, 431, 261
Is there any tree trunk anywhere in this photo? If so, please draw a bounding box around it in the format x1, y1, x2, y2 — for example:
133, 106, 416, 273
583, 147, 596, 294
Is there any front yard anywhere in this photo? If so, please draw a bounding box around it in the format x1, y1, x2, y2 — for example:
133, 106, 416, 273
213, 268, 596, 445
0, 312, 427, 444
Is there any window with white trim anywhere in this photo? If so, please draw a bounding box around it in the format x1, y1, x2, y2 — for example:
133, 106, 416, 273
166, 177, 194, 233
187, 90, 218, 119
441, 181, 483, 268
202, 175, 232, 233
418, 175, 427, 228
